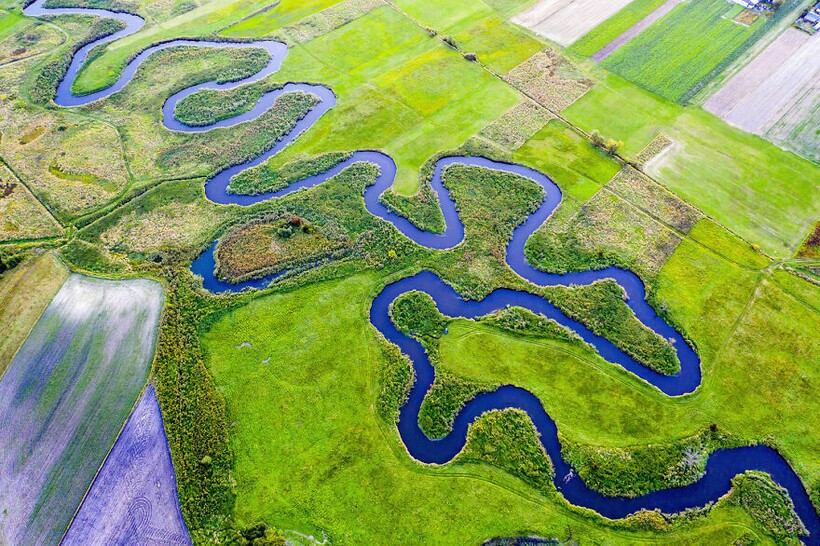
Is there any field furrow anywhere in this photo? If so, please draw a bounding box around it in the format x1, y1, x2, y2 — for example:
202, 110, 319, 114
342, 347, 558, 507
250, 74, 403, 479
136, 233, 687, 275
0, 275, 163, 545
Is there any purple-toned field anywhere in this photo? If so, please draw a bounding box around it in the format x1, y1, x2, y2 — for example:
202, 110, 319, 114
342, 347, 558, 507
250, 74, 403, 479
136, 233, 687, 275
63, 385, 191, 545
0, 275, 163, 545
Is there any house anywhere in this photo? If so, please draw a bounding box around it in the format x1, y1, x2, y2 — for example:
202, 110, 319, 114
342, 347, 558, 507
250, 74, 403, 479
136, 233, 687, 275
796, 2, 820, 31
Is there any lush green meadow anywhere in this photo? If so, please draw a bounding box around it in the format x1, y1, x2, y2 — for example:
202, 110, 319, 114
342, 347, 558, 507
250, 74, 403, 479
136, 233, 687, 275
200, 272, 809, 544
2, 0, 820, 543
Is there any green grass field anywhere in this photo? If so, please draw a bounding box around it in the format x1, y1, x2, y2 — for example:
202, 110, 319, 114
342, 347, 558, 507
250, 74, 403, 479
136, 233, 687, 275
601, 0, 768, 102
3, 0, 820, 542
0, 252, 68, 375
568, 0, 669, 57
201, 268, 817, 544
564, 72, 820, 257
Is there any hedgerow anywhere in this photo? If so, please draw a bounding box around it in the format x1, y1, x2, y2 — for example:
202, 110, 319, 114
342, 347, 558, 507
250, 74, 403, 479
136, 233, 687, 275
152, 270, 236, 540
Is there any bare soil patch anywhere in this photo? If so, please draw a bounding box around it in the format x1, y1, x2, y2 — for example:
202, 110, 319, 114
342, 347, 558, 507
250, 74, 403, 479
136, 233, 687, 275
513, 0, 635, 46
704, 29, 819, 137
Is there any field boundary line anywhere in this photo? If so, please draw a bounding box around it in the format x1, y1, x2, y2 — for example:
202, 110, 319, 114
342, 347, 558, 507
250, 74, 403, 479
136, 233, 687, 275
0, 153, 65, 229
599, 183, 766, 273
59, 382, 152, 543
712, 272, 764, 363
770, 268, 820, 316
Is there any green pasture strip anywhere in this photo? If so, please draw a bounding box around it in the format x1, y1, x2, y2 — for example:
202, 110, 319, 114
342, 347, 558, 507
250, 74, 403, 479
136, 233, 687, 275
221, 0, 343, 37
480, 0, 540, 20
201, 272, 789, 543
601, 0, 770, 103
0, 9, 28, 41
393, 0, 495, 35
563, 72, 820, 257
249, 6, 519, 194
0, 253, 68, 376
568, 0, 668, 57
513, 119, 620, 201
452, 15, 543, 73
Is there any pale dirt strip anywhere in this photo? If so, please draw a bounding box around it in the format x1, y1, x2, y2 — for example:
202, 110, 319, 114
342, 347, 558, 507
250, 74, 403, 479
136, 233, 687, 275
592, 0, 687, 61
512, 0, 635, 46
704, 29, 820, 134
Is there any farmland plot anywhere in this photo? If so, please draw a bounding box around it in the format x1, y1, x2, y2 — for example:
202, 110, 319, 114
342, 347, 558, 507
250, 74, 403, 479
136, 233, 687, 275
0, 275, 163, 545
705, 29, 820, 162
63, 386, 190, 545
602, 0, 783, 102
512, 0, 635, 46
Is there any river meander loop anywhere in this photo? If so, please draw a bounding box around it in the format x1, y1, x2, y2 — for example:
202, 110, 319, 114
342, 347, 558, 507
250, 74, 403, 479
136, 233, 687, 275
24, 1, 818, 539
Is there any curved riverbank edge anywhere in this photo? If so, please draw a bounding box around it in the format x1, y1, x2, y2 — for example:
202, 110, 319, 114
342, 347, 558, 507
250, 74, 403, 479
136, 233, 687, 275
23, 1, 818, 541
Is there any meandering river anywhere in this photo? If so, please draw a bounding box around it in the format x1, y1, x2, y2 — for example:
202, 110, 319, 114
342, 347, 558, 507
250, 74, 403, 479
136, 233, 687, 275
24, 1, 818, 540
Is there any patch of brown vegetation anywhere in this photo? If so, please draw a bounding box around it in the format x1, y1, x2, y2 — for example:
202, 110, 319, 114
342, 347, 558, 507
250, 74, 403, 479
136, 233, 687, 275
100, 202, 226, 254
607, 167, 702, 233
505, 50, 594, 112
0, 23, 63, 64
217, 215, 350, 281
478, 101, 554, 150
633, 133, 673, 167
797, 223, 820, 259
734, 9, 759, 26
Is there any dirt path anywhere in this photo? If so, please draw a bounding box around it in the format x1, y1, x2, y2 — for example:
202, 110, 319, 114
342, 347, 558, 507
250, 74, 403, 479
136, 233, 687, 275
592, 0, 687, 61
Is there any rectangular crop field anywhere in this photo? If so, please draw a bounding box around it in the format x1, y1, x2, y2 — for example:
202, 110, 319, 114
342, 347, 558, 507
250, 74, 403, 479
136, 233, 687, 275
568, 0, 669, 56
512, 0, 636, 46
705, 28, 820, 162
564, 73, 820, 256
0, 276, 163, 545
602, 0, 780, 103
